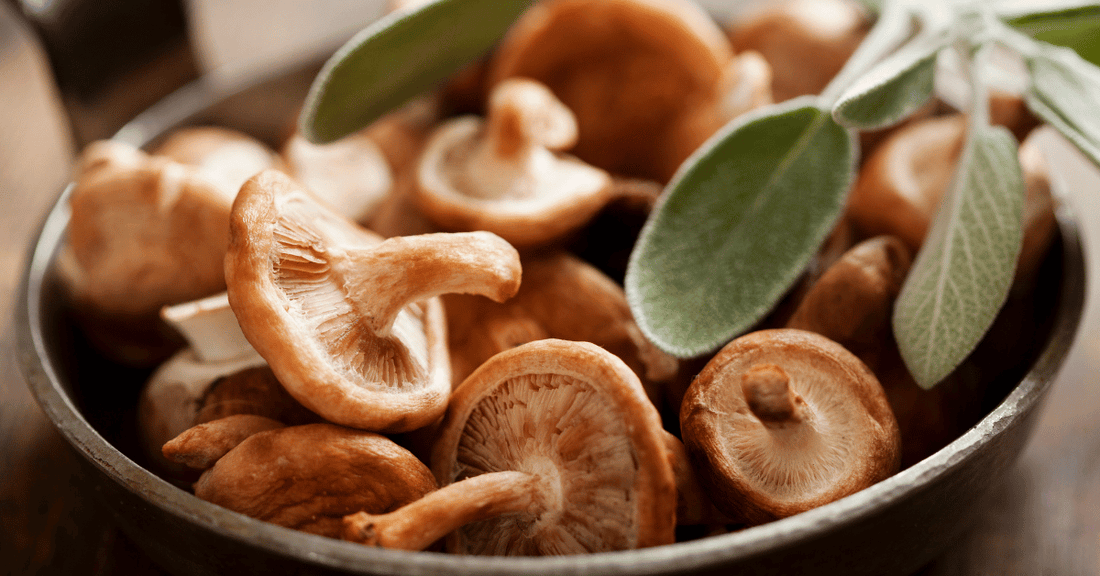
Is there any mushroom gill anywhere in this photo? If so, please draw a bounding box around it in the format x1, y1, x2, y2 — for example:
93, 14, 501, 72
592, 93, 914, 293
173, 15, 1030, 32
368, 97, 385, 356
226, 170, 521, 432
453, 372, 639, 555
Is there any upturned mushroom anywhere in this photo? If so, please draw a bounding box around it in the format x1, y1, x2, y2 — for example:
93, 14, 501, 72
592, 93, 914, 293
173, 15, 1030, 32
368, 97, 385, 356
281, 129, 394, 223
164, 421, 438, 538
782, 235, 954, 466
444, 251, 678, 406
152, 126, 285, 197
487, 0, 737, 183
58, 140, 237, 365
341, 339, 677, 553
225, 169, 522, 432
414, 77, 613, 249
725, 0, 870, 102
680, 329, 901, 525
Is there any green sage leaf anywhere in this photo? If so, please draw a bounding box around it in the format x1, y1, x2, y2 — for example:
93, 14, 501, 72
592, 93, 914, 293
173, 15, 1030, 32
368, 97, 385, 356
893, 123, 1024, 389
1002, 3, 1100, 65
833, 30, 950, 130
625, 98, 855, 358
1025, 43, 1100, 167
299, 0, 534, 144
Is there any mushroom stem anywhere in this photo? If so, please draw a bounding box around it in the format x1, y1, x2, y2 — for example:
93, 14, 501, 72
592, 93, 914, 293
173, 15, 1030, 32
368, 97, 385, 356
342, 470, 542, 551
741, 364, 804, 427
484, 78, 577, 158
341, 231, 522, 335
161, 293, 256, 363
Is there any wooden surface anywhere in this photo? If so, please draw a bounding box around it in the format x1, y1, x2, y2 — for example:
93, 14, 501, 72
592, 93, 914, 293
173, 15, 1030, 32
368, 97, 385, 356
2, 2, 1100, 574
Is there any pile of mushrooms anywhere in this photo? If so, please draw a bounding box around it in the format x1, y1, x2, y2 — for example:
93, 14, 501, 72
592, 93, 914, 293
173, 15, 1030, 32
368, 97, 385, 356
55, 0, 1065, 559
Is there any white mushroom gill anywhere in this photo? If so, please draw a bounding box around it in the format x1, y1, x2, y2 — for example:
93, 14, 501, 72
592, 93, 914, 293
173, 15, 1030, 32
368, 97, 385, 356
454, 373, 639, 555
270, 197, 429, 391
727, 363, 857, 501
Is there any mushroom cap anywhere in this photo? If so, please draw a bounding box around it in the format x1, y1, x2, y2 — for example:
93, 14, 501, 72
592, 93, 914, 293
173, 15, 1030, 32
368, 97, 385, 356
680, 329, 900, 525
281, 130, 394, 223
67, 140, 234, 319
847, 114, 967, 251
726, 0, 869, 102
432, 339, 676, 555
225, 170, 451, 432
152, 126, 285, 197
192, 423, 437, 538
488, 0, 733, 182
786, 235, 912, 364
414, 79, 613, 249
444, 251, 678, 402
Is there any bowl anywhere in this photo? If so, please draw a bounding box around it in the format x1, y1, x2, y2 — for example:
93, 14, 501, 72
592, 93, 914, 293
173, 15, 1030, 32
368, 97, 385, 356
15, 21, 1088, 576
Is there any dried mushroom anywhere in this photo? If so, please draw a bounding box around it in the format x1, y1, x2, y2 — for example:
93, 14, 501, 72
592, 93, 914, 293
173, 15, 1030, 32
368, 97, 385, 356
680, 329, 900, 525
488, 0, 734, 182
167, 422, 438, 538
786, 236, 911, 366
849, 115, 1058, 287
444, 251, 677, 406
225, 169, 521, 432
281, 130, 394, 223
415, 78, 613, 249
783, 235, 952, 466
153, 126, 284, 197
342, 339, 676, 553
726, 0, 869, 102
59, 140, 236, 365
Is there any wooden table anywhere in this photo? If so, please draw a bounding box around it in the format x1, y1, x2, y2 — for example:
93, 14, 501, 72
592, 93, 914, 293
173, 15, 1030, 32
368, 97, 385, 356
2, 2, 1099, 574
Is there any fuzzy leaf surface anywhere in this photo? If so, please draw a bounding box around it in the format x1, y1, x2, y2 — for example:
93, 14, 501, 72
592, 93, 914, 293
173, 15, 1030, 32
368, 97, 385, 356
626, 99, 854, 358
300, 0, 533, 143
1025, 43, 1100, 167
833, 31, 949, 130
893, 123, 1024, 389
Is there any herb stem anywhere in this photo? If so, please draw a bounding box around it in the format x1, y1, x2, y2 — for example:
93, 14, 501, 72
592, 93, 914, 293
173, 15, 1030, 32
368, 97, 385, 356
819, 0, 916, 106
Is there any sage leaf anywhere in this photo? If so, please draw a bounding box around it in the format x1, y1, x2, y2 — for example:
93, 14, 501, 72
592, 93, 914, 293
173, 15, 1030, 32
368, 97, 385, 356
893, 123, 1024, 389
300, 0, 534, 144
833, 30, 950, 130
1024, 43, 1100, 167
1004, 4, 1100, 65
625, 98, 854, 358
1000, 3, 1100, 35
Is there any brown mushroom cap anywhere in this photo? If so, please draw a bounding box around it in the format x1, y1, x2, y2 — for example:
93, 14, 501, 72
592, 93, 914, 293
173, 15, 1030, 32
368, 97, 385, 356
444, 251, 678, 404
414, 78, 612, 249
849, 114, 1059, 276
281, 130, 394, 223
432, 339, 677, 554
488, 0, 733, 183
786, 235, 912, 365
184, 422, 438, 538
847, 114, 967, 251
225, 169, 521, 432
680, 329, 900, 525
67, 140, 234, 319
726, 0, 869, 102
152, 126, 284, 197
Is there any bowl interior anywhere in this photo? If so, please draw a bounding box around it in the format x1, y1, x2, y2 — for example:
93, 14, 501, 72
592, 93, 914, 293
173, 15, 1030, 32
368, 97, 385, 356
18, 46, 1088, 576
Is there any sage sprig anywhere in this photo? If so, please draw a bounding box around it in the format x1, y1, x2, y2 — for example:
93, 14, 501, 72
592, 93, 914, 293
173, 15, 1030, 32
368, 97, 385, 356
634, 0, 1100, 389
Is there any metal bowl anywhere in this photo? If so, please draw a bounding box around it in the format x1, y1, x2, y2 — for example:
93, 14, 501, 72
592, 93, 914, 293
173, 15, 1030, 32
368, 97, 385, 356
15, 51, 1087, 576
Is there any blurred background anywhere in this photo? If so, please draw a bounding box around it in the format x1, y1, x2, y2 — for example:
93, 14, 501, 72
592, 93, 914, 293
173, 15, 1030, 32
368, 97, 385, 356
1, 0, 1098, 574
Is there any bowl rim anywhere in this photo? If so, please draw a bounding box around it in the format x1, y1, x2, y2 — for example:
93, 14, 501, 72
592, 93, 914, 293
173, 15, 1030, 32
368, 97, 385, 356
14, 66, 1089, 576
